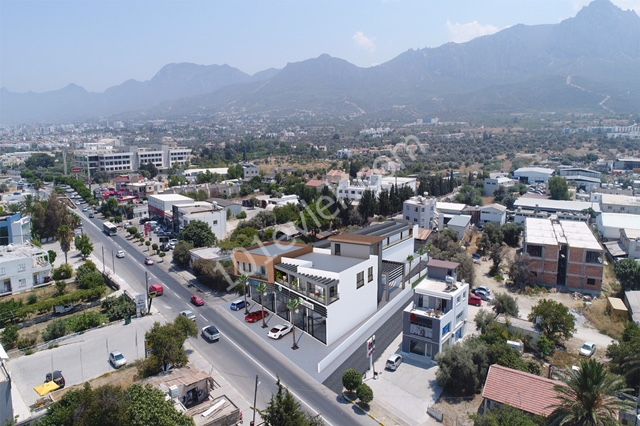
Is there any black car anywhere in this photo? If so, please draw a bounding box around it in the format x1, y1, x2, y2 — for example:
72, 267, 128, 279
45, 370, 65, 388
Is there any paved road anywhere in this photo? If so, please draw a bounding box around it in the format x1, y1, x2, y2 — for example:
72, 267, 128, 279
8, 316, 154, 406
78, 211, 376, 426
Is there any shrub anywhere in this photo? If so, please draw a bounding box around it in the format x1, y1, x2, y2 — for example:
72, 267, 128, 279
52, 263, 73, 280
55, 281, 67, 296
17, 332, 38, 350
1, 324, 19, 349
101, 295, 136, 321
43, 320, 67, 341
66, 311, 106, 332
27, 294, 38, 305
236, 211, 247, 219
342, 368, 362, 393
356, 383, 373, 405
77, 270, 105, 290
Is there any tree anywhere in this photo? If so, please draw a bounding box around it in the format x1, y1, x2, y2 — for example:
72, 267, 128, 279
172, 241, 194, 268
488, 244, 504, 276
139, 161, 159, 179
57, 225, 74, 264
152, 243, 158, 253
75, 234, 94, 259
145, 240, 151, 251
125, 384, 194, 426
509, 255, 534, 289
472, 405, 544, 426
436, 338, 490, 396
356, 383, 373, 406
25, 153, 54, 169
55, 280, 67, 296
342, 368, 362, 393
1, 324, 19, 349
455, 185, 482, 206
474, 310, 496, 334
479, 223, 504, 254
47, 249, 57, 266
492, 293, 519, 317
287, 297, 301, 350
237, 275, 249, 315
140, 317, 197, 376
179, 220, 216, 248
548, 359, 632, 426
614, 259, 640, 291
528, 299, 576, 343
549, 176, 570, 200
256, 282, 269, 328
357, 189, 377, 221
377, 189, 391, 216
607, 322, 640, 389
502, 223, 522, 247
262, 380, 315, 426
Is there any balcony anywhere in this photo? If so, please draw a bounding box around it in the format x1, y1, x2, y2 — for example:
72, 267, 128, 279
412, 306, 446, 319
408, 323, 433, 339
274, 270, 339, 306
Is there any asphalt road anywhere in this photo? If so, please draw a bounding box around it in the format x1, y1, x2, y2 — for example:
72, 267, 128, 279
9, 315, 154, 406
77, 210, 377, 426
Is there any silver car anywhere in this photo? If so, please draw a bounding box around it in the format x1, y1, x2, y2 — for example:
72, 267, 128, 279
180, 310, 197, 321
201, 325, 221, 342
109, 351, 127, 368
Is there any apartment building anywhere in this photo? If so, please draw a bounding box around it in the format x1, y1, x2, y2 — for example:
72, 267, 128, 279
241, 162, 260, 181
0, 213, 31, 246
336, 175, 417, 203
484, 172, 517, 196
172, 201, 227, 241
403, 195, 438, 229
75, 145, 191, 174
401, 261, 469, 361
523, 218, 604, 294
592, 193, 640, 215
0, 244, 52, 296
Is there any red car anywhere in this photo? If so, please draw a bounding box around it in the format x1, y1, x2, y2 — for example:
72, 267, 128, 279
468, 294, 483, 306
244, 310, 269, 323
191, 295, 205, 306
149, 284, 164, 297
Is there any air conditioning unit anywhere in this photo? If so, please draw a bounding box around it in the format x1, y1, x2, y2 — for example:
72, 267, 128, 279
168, 385, 180, 399
445, 275, 456, 284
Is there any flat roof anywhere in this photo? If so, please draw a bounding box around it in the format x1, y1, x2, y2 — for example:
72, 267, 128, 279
514, 167, 554, 175
294, 251, 365, 273
247, 243, 304, 258
427, 259, 460, 270
436, 202, 467, 212
448, 214, 471, 227
514, 197, 600, 213
414, 277, 466, 295
150, 193, 193, 202
599, 213, 640, 230
525, 218, 602, 251
599, 193, 640, 207
329, 233, 384, 245
183, 167, 229, 176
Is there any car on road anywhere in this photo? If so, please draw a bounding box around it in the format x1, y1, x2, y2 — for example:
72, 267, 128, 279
201, 325, 221, 342
116, 250, 125, 258
230, 299, 249, 311
579, 342, 597, 357
109, 351, 127, 368
245, 310, 269, 323
88, 212, 95, 218
385, 354, 403, 371
180, 310, 197, 321
169, 238, 178, 245
149, 284, 164, 296
473, 288, 493, 301
144, 257, 155, 265
267, 324, 293, 339
191, 295, 205, 306
82, 207, 89, 212
468, 294, 483, 306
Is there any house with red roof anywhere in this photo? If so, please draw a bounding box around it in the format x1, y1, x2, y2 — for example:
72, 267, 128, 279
481, 364, 563, 418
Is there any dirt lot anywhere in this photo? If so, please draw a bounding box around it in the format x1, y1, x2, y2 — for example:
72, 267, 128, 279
431, 394, 483, 426
50, 363, 139, 402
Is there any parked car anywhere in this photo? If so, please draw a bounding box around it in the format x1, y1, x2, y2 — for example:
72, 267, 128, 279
475, 286, 493, 296
35, 371, 65, 396
148, 284, 164, 296
268, 324, 293, 339
468, 294, 483, 306
180, 310, 197, 321
169, 239, 178, 245
230, 299, 249, 311
116, 250, 125, 258
473, 288, 493, 301
245, 310, 269, 323
201, 325, 221, 342
579, 342, 597, 357
191, 295, 205, 306
144, 257, 155, 265
45, 370, 65, 388
109, 351, 127, 368
385, 354, 403, 371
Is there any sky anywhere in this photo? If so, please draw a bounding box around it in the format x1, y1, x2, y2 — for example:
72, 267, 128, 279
1, 0, 639, 93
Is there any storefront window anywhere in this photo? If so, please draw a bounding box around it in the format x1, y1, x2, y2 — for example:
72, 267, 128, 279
308, 310, 327, 344
409, 339, 426, 356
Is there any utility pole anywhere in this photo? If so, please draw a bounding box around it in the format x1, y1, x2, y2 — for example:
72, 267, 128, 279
111, 249, 115, 275
102, 246, 105, 274
251, 375, 259, 426
145, 271, 151, 312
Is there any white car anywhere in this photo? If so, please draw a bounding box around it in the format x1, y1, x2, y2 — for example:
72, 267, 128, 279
109, 351, 127, 368
201, 325, 221, 342
268, 324, 293, 340
180, 310, 197, 321
475, 286, 493, 296
579, 342, 596, 357
116, 250, 125, 258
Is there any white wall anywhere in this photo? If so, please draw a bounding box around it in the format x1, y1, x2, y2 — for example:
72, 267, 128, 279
480, 210, 506, 225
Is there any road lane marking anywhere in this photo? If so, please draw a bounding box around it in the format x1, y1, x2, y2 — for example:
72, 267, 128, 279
199, 314, 207, 321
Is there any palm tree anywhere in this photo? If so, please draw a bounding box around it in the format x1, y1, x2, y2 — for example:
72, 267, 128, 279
237, 275, 249, 314
256, 282, 268, 328
287, 297, 301, 350
57, 225, 74, 264
404, 254, 415, 289
548, 359, 632, 426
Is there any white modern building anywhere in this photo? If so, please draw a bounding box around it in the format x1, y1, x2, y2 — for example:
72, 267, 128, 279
446, 214, 472, 240
484, 173, 517, 196
557, 167, 602, 180
621, 229, 640, 260
480, 204, 507, 226
148, 193, 194, 219
75, 145, 191, 174
336, 175, 417, 203
172, 201, 227, 241
592, 193, 640, 215
0, 213, 32, 246
401, 261, 469, 361
241, 162, 260, 181
436, 201, 467, 229
513, 167, 554, 185
0, 244, 51, 296
403, 195, 438, 229
596, 213, 640, 240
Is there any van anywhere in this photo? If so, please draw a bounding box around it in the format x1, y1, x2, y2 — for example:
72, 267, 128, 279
506, 340, 524, 353
385, 354, 403, 371
230, 299, 249, 311
149, 284, 164, 296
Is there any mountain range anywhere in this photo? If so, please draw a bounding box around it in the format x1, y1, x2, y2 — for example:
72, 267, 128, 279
2, 0, 639, 124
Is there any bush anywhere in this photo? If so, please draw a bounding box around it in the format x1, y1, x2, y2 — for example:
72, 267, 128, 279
17, 332, 38, 350
1, 324, 19, 349
236, 211, 247, 219
356, 383, 373, 406
101, 295, 136, 321
52, 263, 73, 280
537, 335, 555, 357
66, 311, 106, 332
77, 270, 105, 290
43, 320, 67, 341
342, 368, 362, 393
27, 294, 38, 305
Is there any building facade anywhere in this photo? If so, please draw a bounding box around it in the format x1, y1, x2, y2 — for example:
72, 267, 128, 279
172, 201, 227, 241
479, 204, 507, 226
403, 195, 438, 229
513, 167, 554, 185
0, 244, 51, 296
0, 213, 31, 246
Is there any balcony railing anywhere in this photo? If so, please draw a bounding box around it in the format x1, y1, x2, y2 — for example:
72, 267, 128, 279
412, 307, 446, 319
275, 279, 339, 306
408, 323, 433, 339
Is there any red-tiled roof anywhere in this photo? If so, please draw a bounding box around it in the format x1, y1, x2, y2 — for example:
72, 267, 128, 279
427, 259, 460, 270
305, 179, 325, 188
482, 364, 563, 417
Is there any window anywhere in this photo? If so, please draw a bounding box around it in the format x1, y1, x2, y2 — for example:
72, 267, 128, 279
409, 339, 426, 356
357, 271, 364, 288
334, 243, 341, 256
442, 322, 451, 335
0, 267, 4, 275
213, 220, 218, 225
456, 311, 464, 323
18, 263, 26, 272
526, 245, 543, 258
456, 295, 461, 304
585, 251, 601, 264
587, 278, 596, 286
368, 266, 373, 282
406, 216, 410, 220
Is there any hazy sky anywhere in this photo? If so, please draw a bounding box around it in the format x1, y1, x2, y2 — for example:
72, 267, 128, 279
1, 0, 639, 93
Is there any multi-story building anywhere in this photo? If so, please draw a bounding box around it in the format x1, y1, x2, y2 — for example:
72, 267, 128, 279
75, 145, 191, 174
484, 173, 517, 196
241, 162, 260, 181
172, 201, 227, 241
0, 244, 52, 296
401, 261, 469, 361
596, 212, 640, 240
336, 175, 417, 203
523, 218, 604, 294
620, 229, 640, 260
513, 167, 554, 185
147, 193, 194, 219
0, 213, 31, 245
403, 195, 438, 229
592, 193, 640, 215
479, 204, 507, 226
613, 157, 640, 171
